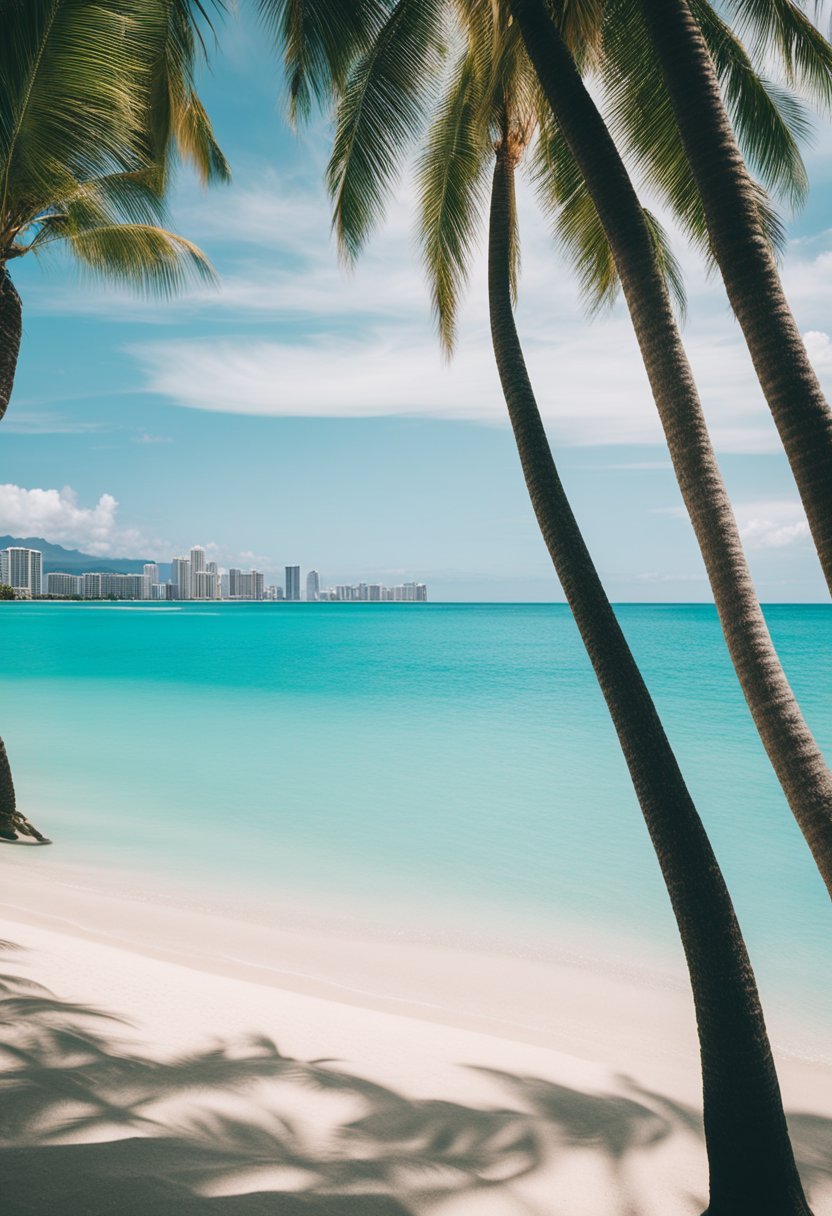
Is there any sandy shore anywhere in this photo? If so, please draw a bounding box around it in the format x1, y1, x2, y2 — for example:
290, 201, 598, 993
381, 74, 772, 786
1, 856, 830, 1215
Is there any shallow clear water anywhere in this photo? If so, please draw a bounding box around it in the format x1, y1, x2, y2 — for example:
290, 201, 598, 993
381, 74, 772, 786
1, 602, 829, 1048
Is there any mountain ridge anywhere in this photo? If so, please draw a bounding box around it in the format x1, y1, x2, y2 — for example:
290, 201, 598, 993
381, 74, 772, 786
0, 536, 170, 578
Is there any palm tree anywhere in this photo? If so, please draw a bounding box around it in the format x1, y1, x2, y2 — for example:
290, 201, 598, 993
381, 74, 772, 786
495, 0, 832, 901
0, 0, 229, 840
296, 6, 815, 1208
634, 0, 832, 595
283, 0, 832, 892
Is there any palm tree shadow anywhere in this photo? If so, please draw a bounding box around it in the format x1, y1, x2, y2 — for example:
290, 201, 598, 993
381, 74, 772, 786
0, 941, 829, 1216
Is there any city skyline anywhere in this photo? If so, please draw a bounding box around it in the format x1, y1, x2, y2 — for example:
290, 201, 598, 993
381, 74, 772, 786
0, 544, 427, 602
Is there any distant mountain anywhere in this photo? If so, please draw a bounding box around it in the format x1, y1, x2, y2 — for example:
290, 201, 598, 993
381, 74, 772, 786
0, 537, 169, 579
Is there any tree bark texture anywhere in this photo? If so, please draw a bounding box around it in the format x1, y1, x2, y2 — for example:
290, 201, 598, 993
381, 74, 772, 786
0, 265, 22, 422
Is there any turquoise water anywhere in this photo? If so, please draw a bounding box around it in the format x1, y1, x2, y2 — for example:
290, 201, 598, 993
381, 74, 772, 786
1, 602, 829, 1046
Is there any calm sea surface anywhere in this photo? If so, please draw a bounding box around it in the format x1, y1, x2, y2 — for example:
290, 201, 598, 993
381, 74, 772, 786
1, 602, 829, 1047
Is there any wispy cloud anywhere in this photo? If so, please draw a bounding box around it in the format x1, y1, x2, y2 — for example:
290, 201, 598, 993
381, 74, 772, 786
132, 432, 175, 445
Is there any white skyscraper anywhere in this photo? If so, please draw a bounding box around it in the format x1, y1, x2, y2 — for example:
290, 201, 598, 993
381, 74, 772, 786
171, 557, 191, 600
285, 565, 300, 601
306, 570, 320, 602
2, 547, 42, 597
206, 561, 222, 600
142, 563, 159, 599
189, 546, 205, 598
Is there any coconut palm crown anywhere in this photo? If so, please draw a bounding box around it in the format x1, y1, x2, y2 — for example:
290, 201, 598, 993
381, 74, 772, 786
0, 0, 230, 420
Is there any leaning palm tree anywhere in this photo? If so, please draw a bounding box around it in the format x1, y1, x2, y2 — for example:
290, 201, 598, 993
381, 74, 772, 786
631, 0, 832, 595
301, 5, 814, 1209
0, 0, 228, 840
269, 1, 832, 891
497, 0, 832, 902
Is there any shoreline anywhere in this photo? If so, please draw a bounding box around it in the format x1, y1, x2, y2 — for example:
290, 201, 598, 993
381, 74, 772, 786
1, 856, 829, 1105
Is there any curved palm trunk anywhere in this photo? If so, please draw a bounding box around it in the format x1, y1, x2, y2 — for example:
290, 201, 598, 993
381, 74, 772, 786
489, 147, 810, 1216
0, 264, 46, 843
0, 267, 22, 837
638, 0, 832, 596
507, 0, 832, 901
0, 735, 45, 842
0, 265, 22, 420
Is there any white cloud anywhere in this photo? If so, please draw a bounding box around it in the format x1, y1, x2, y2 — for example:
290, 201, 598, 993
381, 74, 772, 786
659, 497, 812, 550
803, 330, 832, 370
0, 484, 167, 558
735, 499, 812, 550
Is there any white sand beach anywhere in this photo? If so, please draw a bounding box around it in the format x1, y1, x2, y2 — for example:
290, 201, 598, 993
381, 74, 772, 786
1, 857, 830, 1216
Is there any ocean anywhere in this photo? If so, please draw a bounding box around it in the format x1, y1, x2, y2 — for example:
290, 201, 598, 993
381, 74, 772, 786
1, 601, 829, 1052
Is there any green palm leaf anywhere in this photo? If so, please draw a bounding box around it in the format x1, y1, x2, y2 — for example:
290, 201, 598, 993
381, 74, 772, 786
45, 221, 216, 296
726, 0, 832, 108
692, 0, 810, 207
599, 0, 802, 256
146, 0, 230, 185
1, 0, 164, 222
417, 47, 490, 354
533, 105, 687, 316
256, 0, 388, 123
327, 0, 446, 260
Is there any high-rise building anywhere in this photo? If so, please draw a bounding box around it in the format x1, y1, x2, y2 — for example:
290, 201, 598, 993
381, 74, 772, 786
142, 563, 159, 599
228, 568, 242, 598
306, 570, 320, 602
189, 546, 205, 598
285, 565, 300, 601
170, 557, 191, 600
206, 561, 222, 600
2, 548, 42, 597
46, 572, 82, 597
82, 572, 102, 599
99, 573, 143, 599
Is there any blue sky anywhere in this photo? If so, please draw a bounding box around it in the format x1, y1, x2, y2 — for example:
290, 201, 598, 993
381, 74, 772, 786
4, 6, 832, 600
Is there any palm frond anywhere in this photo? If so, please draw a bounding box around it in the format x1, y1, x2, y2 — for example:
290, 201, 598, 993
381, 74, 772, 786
557, 0, 608, 66
1, 0, 165, 225
49, 221, 216, 296
418, 48, 491, 354
533, 107, 686, 316
69, 167, 168, 226
726, 0, 832, 109
643, 209, 687, 319
146, 0, 230, 185
693, 0, 810, 208
256, 0, 388, 124
599, 0, 800, 259
327, 0, 447, 261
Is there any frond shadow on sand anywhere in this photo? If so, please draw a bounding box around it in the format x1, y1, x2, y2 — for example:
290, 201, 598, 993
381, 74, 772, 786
0, 941, 829, 1216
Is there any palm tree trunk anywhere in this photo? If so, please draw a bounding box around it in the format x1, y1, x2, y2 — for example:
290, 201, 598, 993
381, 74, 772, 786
0, 267, 22, 838
0, 265, 22, 421
0, 736, 18, 837
507, 0, 832, 901
0, 734, 46, 842
489, 146, 810, 1216
0, 265, 46, 843
638, 0, 832, 596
